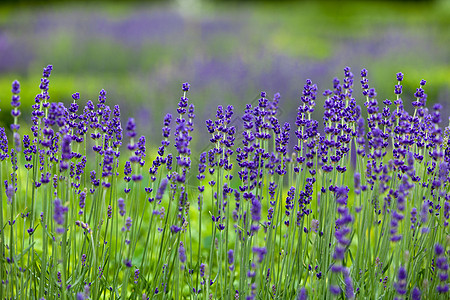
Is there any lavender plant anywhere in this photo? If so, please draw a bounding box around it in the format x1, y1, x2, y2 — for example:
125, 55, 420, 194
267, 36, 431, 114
0, 65, 449, 300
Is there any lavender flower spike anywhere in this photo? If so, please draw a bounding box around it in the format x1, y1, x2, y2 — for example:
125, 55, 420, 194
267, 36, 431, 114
251, 196, 261, 222
394, 266, 407, 295
11, 80, 21, 132
54, 198, 68, 234
227, 249, 234, 265
297, 287, 307, 300
411, 287, 421, 300
179, 241, 186, 264
155, 178, 168, 201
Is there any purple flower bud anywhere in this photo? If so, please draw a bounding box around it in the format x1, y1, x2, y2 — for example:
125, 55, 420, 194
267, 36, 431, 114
156, 178, 168, 201
297, 287, 307, 300
107, 205, 112, 219
247, 271, 256, 278
394, 266, 407, 295
79, 191, 86, 209
228, 249, 234, 265
126, 118, 136, 138
361, 68, 368, 77
72, 92, 80, 101
411, 287, 421, 300
179, 242, 186, 263
125, 217, 132, 231
61, 134, 72, 161
182, 82, 190, 92
252, 247, 267, 263
134, 268, 140, 284
335, 186, 349, 205
344, 273, 354, 299
200, 263, 205, 277
437, 285, 449, 293
330, 285, 340, 295
53, 198, 68, 234
354, 173, 360, 190
435, 243, 445, 256
11, 80, 20, 94
170, 225, 181, 234
118, 198, 126, 216
43, 65, 53, 78
251, 196, 261, 222
0, 128, 9, 161
123, 259, 132, 268
98, 89, 106, 103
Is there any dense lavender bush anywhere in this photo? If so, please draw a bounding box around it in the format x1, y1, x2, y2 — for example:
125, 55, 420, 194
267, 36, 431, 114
0, 65, 449, 299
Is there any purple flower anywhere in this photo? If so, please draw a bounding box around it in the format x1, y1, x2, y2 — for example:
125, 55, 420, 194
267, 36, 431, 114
79, 191, 86, 209
11, 79, 20, 94
311, 219, 319, 232
134, 268, 140, 284
395, 84, 403, 95
435, 243, 449, 293
228, 249, 234, 265
343, 270, 354, 299
335, 186, 349, 205
72, 92, 80, 101
123, 259, 132, 268
53, 198, 68, 234
156, 178, 168, 201
125, 217, 132, 231
5, 181, 14, 203
170, 225, 181, 234
126, 118, 136, 138
437, 285, 449, 293
0, 128, 8, 161
354, 173, 360, 190
297, 287, 307, 300
107, 205, 112, 219
361, 68, 368, 77
102, 147, 115, 179
98, 88, 106, 103
252, 247, 267, 263
10, 80, 22, 133
42, 65, 53, 78
394, 266, 407, 295
182, 82, 190, 92
200, 263, 205, 277
251, 197, 261, 222
435, 243, 445, 256
330, 285, 340, 295
411, 287, 421, 300
60, 134, 72, 170
179, 242, 186, 264
118, 198, 126, 216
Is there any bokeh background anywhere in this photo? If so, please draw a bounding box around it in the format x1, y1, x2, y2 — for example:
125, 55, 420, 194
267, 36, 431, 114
0, 0, 449, 151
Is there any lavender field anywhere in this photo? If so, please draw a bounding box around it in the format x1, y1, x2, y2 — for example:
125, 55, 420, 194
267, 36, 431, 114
0, 1, 449, 299
0, 1, 449, 145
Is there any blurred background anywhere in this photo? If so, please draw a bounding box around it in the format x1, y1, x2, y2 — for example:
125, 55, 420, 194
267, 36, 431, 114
0, 0, 449, 151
